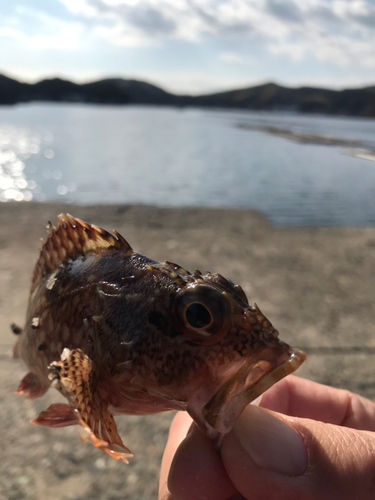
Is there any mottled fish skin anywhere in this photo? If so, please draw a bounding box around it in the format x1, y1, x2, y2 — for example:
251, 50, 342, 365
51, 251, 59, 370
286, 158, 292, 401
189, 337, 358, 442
14, 214, 306, 461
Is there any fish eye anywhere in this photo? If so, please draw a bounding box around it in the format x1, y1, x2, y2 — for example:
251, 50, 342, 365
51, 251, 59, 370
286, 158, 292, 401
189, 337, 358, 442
173, 285, 231, 345
185, 302, 212, 329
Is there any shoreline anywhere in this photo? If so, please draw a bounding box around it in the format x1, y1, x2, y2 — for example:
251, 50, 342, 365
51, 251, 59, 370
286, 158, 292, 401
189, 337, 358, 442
237, 123, 375, 159
1, 202, 375, 499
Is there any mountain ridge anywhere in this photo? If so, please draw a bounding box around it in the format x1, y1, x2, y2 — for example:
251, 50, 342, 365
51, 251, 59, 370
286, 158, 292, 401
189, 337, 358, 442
0, 74, 374, 117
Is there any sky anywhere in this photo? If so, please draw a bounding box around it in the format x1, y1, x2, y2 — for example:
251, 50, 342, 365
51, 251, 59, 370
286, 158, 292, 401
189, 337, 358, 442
0, 0, 375, 94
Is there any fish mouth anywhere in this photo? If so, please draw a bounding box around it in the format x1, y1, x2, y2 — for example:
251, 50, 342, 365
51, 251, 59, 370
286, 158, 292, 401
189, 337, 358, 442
201, 347, 306, 434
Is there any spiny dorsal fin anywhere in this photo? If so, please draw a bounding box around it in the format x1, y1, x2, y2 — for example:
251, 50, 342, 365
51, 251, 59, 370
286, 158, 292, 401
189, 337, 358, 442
32, 214, 133, 291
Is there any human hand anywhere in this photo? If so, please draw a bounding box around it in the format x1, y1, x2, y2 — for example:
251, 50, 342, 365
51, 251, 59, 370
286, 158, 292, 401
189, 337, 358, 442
159, 376, 375, 500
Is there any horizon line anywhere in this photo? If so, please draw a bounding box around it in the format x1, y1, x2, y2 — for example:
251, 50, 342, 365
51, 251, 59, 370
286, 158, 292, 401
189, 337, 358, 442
1, 71, 375, 97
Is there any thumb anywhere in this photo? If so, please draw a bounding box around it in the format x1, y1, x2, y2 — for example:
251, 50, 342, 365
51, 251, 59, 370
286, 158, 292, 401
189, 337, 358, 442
221, 404, 375, 500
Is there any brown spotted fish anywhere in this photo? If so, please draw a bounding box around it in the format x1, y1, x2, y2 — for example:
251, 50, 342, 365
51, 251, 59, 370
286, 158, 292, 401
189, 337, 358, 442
13, 214, 306, 462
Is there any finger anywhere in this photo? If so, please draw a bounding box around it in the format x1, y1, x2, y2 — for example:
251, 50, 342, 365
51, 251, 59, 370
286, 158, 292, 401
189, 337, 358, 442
166, 421, 238, 500
159, 412, 193, 500
221, 404, 375, 500
259, 375, 375, 430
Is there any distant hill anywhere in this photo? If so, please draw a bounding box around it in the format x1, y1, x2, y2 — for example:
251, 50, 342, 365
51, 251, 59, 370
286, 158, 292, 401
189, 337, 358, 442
0, 74, 374, 117
193, 82, 375, 117
0, 75, 180, 106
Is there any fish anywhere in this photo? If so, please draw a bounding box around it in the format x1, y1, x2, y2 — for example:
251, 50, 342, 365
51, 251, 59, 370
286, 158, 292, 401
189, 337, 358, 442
13, 214, 306, 463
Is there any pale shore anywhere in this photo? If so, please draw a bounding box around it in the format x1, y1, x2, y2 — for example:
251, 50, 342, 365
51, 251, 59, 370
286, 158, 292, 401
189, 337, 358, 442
1, 202, 375, 500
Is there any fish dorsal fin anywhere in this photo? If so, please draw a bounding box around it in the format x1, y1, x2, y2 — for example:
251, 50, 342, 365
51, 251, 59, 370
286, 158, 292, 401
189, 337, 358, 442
32, 214, 133, 291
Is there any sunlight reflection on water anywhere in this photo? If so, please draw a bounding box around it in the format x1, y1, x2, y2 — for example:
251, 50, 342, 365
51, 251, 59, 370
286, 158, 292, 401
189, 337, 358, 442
0, 126, 43, 202
0, 124, 77, 203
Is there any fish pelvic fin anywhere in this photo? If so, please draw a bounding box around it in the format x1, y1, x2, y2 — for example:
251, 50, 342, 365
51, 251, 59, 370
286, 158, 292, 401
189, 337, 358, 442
31, 403, 78, 428
15, 372, 49, 399
48, 348, 132, 463
32, 214, 133, 293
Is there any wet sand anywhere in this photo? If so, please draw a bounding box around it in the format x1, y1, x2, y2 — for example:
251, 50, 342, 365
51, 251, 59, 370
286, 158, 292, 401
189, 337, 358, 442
1, 202, 375, 500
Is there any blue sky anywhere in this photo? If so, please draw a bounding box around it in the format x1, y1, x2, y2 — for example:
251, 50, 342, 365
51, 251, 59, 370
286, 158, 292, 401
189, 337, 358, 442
1, 0, 375, 94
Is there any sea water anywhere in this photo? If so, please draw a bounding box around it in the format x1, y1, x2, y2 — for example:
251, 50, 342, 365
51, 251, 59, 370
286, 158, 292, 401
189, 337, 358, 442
0, 103, 374, 226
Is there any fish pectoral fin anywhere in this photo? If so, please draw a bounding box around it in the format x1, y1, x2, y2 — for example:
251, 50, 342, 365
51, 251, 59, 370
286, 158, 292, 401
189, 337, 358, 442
31, 403, 78, 427
48, 348, 132, 463
15, 372, 49, 399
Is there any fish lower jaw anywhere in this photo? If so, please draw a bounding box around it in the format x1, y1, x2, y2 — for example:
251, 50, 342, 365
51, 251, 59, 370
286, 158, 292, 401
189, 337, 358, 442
190, 347, 306, 436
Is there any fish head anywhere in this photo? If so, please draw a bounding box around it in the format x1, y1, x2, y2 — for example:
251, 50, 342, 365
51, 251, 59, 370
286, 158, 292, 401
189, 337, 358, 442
122, 264, 306, 436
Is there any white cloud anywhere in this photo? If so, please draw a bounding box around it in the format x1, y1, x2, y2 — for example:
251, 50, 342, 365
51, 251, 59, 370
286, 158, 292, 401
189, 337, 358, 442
0, 26, 24, 41
269, 35, 375, 67
0, 7, 84, 50
219, 52, 246, 64
29, 24, 83, 51
56, 0, 375, 67
1, 0, 375, 73
57, 0, 98, 17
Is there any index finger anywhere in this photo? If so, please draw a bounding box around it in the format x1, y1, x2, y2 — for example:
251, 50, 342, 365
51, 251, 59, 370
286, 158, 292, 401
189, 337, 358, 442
259, 375, 375, 431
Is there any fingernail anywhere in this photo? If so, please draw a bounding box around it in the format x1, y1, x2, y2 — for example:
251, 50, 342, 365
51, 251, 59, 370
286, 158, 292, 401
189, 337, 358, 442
234, 405, 307, 476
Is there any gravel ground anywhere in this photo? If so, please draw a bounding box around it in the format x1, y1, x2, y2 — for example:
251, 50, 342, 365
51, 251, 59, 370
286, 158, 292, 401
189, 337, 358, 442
1, 202, 375, 500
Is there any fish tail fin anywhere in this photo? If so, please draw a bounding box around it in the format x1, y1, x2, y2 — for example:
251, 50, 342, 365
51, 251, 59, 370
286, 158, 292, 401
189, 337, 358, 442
49, 348, 132, 463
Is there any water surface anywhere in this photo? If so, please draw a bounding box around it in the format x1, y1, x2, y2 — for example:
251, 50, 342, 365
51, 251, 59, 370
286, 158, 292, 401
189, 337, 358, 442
0, 104, 374, 226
